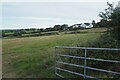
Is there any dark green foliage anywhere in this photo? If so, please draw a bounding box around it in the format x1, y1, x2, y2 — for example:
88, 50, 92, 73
92, 20, 96, 27
82, 33, 119, 48
53, 24, 68, 31
99, 2, 120, 44
110, 7, 120, 44
96, 20, 113, 28
13, 30, 22, 37
98, 2, 120, 44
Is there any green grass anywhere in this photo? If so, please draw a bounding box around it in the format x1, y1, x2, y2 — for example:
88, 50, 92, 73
2, 28, 105, 78
4, 32, 14, 35
62, 28, 107, 34
79, 27, 107, 33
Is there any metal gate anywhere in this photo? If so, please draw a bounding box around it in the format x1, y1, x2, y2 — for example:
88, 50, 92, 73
55, 46, 120, 79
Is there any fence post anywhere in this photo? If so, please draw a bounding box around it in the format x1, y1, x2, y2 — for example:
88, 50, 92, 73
84, 48, 87, 79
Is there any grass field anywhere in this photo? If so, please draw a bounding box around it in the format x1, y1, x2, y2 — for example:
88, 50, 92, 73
2, 28, 105, 78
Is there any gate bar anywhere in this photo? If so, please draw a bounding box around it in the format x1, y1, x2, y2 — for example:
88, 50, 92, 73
56, 67, 97, 79
56, 46, 120, 51
56, 54, 120, 63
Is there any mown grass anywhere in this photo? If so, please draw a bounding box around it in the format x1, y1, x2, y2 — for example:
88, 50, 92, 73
2, 28, 105, 78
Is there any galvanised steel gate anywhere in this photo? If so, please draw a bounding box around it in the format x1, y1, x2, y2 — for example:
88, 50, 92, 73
55, 46, 120, 79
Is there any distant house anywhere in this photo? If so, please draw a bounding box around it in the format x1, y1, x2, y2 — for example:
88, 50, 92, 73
72, 24, 81, 28
70, 23, 93, 29
80, 23, 93, 28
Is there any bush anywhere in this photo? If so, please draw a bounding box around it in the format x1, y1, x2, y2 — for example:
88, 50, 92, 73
80, 33, 119, 48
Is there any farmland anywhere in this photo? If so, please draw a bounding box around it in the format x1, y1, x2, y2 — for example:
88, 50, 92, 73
2, 28, 105, 78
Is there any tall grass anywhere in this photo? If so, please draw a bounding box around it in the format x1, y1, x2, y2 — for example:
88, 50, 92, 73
2, 31, 102, 78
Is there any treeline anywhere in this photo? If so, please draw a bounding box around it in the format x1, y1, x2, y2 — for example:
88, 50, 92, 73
1, 23, 90, 38
1, 18, 109, 38
2, 29, 59, 38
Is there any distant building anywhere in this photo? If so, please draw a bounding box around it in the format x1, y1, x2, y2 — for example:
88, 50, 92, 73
80, 23, 93, 28
72, 24, 81, 28
69, 23, 93, 30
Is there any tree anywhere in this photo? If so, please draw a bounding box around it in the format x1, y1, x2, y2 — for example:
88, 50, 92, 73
98, 19, 112, 28
40, 28, 44, 32
111, 7, 120, 43
92, 20, 96, 27
53, 25, 61, 31
13, 30, 22, 37
99, 2, 120, 43
60, 24, 68, 31
2, 32, 6, 37
68, 26, 73, 31
99, 2, 114, 21
45, 27, 53, 32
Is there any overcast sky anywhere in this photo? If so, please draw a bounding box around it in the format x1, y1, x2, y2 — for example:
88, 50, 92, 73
1, 1, 119, 29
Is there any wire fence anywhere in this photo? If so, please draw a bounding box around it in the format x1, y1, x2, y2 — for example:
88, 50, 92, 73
55, 46, 120, 79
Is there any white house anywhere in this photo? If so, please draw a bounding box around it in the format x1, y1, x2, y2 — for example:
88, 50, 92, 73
72, 24, 81, 28
80, 23, 93, 28
80, 23, 86, 28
